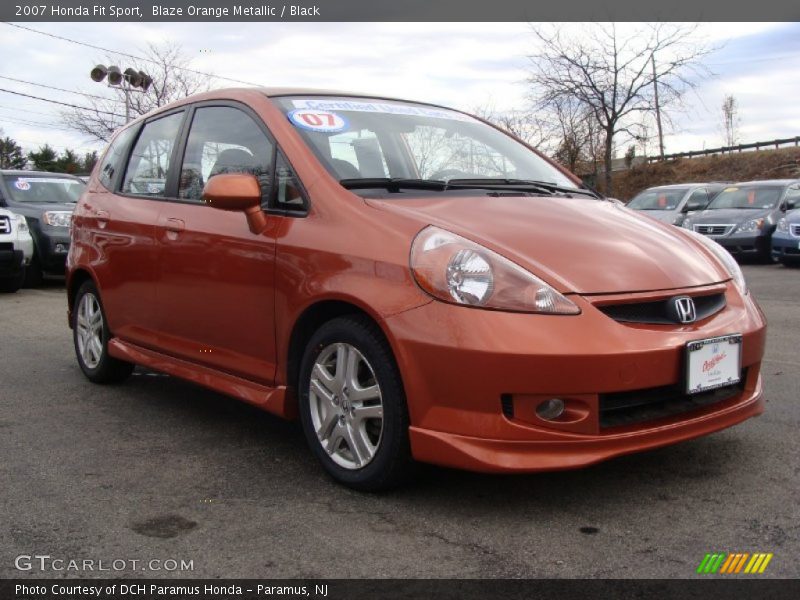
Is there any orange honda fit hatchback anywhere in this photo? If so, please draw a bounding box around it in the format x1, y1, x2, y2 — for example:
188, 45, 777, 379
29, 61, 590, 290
67, 89, 766, 490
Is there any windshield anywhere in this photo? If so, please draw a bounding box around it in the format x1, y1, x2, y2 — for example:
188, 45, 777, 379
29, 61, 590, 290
4, 176, 84, 204
274, 96, 579, 191
707, 185, 782, 210
627, 188, 689, 210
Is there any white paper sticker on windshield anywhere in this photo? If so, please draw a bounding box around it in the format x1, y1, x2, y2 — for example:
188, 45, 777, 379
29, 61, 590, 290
15, 178, 81, 186
288, 109, 348, 133
291, 99, 476, 122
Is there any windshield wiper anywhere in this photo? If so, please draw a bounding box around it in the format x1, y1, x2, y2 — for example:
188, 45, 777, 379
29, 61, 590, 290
446, 178, 600, 198
339, 178, 448, 192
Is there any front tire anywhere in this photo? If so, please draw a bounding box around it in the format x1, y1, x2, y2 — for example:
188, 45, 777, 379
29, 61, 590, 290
23, 255, 42, 287
72, 280, 134, 384
298, 315, 413, 491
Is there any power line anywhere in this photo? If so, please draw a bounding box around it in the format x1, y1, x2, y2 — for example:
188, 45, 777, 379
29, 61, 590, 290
0, 88, 123, 117
3, 22, 265, 88
0, 105, 60, 118
0, 74, 126, 104
0, 116, 75, 132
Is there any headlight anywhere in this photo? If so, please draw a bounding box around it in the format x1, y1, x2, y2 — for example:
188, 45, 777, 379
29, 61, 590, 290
776, 218, 789, 233
13, 214, 29, 233
735, 218, 764, 233
42, 211, 72, 228
410, 226, 580, 314
682, 218, 693, 229
683, 228, 747, 295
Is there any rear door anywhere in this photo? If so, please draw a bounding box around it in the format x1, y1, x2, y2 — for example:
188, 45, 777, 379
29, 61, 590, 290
153, 103, 282, 385
84, 111, 186, 348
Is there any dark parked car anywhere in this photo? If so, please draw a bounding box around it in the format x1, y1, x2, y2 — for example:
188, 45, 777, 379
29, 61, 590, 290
772, 208, 800, 266
682, 180, 800, 262
627, 183, 726, 226
0, 170, 85, 285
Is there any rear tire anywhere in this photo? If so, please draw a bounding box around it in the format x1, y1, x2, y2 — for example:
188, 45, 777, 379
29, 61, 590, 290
72, 280, 134, 384
0, 269, 25, 293
298, 315, 413, 491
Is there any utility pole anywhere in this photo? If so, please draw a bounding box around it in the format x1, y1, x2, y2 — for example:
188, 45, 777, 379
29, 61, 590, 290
651, 54, 665, 160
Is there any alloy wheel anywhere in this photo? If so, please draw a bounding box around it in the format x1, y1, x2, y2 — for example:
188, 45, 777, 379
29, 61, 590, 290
76, 292, 104, 369
308, 342, 384, 470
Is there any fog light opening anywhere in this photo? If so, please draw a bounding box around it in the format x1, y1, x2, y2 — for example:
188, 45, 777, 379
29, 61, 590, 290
55, 243, 68, 254
536, 398, 565, 421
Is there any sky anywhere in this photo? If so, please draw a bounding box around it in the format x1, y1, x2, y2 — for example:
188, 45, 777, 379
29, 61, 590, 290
0, 21, 798, 159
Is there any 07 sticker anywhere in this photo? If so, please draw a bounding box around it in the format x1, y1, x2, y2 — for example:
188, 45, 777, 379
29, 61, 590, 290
288, 109, 348, 133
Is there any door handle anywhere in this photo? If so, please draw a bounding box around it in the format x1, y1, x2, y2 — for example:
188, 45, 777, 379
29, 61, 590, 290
96, 210, 109, 229
164, 218, 185, 233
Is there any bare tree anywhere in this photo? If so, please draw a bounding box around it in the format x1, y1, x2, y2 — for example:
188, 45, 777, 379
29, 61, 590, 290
472, 102, 554, 152
720, 94, 740, 147
527, 23, 712, 195
62, 42, 215, 143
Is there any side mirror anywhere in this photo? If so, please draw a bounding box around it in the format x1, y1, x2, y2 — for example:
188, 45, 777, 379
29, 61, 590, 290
202, 173, 267, 234
683, 202, 703, 213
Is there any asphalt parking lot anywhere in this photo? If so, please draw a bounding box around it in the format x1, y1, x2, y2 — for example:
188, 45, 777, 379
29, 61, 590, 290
1, 265, 798, 579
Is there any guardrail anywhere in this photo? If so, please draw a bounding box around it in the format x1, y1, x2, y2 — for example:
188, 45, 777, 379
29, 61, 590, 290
647, 136, 800, 163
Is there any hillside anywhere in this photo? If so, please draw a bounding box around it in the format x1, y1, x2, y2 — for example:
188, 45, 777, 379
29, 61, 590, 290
606, 146, 800, 201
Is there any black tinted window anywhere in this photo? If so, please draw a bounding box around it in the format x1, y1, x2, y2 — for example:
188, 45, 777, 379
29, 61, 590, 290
178, 106, 275, 203
99, 125, 137, 191
122, 112, 184, 197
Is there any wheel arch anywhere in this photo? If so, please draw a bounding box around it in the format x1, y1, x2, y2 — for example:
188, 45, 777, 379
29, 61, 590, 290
284, 299, 399, 394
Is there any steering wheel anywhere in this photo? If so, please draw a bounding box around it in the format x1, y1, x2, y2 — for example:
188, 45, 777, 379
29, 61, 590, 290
429, 168, 474, 181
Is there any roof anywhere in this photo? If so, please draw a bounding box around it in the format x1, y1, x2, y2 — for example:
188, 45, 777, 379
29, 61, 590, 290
0, 170, 83, 179
730, 179, 799, 186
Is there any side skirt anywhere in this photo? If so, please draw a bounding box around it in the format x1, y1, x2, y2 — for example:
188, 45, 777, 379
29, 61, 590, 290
108, 338, 296, 420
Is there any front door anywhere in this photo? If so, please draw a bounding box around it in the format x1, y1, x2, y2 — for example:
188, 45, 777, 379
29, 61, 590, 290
153, 105, 280, 385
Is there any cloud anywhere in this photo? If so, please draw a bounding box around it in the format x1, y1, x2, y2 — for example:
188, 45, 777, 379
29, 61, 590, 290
0, 21, 797, 159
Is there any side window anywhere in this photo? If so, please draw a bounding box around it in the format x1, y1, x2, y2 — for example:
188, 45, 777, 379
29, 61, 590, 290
99, 125, 138, 191
686, 187, 710, 208
122, 112, 184, 197
178, 106, 275, 203
272, 152, 306, 212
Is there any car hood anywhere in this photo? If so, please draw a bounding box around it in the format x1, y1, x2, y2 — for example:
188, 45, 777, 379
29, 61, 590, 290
366, 195, 728, 294
689, 207, 773, 224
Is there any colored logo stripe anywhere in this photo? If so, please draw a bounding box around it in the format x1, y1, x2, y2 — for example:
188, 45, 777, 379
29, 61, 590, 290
698, 552, 773, 574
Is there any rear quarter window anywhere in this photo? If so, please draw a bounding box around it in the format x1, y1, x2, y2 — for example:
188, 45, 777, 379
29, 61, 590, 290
98, 125, 138, 191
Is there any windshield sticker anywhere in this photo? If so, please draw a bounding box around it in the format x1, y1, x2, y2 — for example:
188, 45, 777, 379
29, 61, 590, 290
291, 99, 476, 122
15, 178, 81, 186
14, 180, 31, 191
288, 109, 348, 133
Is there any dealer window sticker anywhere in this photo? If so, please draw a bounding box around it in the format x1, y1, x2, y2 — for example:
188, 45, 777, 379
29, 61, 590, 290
14, 180, 31, 191
288, 109, 349, 133
291, 99, 477, 123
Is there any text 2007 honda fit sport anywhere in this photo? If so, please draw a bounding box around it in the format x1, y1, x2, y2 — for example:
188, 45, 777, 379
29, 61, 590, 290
68, 88, 766, 490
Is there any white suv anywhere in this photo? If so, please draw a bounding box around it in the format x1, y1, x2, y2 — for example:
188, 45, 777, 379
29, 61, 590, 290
0, 207, 33, 293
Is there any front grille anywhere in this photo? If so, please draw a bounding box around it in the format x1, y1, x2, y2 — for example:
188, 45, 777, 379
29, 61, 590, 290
694, 224, 733, 236
599, 371, 746, 429
0, 216, 10, 234
598, 292, 726, 325
791, 224, 800, 237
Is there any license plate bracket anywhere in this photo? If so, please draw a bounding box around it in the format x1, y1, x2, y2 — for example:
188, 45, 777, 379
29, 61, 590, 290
685, 334, 742, 395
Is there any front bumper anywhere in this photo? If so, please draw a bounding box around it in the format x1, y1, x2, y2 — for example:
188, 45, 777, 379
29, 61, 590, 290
709, 231, 770, 256
38, 233, 70, 273
771, 232, 800, 261
0, 248, 25, 276
383, 283, 766, 473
